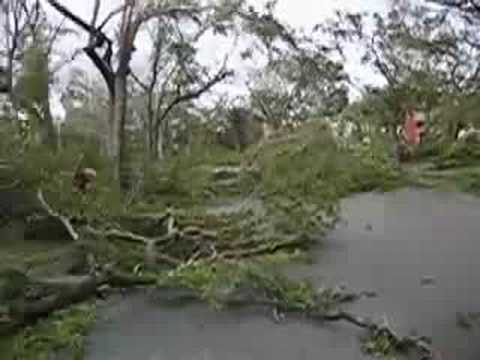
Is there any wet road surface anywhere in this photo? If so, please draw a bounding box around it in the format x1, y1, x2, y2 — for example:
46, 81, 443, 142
86, 188, 480, 360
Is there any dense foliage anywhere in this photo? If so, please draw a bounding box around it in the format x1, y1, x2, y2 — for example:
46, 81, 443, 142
3, 0, 480, 359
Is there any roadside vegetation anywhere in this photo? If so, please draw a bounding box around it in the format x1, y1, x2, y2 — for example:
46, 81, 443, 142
2, 0, 480, 359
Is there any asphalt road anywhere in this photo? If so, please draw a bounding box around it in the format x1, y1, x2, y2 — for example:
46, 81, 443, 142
86, 188, 480, 360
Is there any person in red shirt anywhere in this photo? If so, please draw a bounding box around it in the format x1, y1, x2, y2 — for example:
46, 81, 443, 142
394, 108, 426, 163
402, 108, 425, 146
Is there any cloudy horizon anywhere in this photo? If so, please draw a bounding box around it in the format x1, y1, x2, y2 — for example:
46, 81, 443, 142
41, 0, 390, 120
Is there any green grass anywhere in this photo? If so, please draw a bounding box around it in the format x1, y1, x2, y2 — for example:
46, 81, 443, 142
1, 238, 74, 275
142, 143, 244, 208
4, 302, 96, 360
433, 141, 480, 170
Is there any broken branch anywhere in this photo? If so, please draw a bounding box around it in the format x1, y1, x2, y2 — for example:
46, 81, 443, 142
37, 189, 79, 241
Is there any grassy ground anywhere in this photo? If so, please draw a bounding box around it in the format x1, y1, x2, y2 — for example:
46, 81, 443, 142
407, 163, 480, 193
403, 139, 480, 194
0, 302, 96, 360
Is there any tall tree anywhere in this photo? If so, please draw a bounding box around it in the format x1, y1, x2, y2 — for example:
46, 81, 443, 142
1, 0, 72, 135
46, 0, 212, 185
132, 18, 233, 160
0, 0, 41, 114
247, 52, 348, 127
15, 42, 57, 147
322, 1, 456, 139
60, 67, 110, 151
423, 0, 480, 93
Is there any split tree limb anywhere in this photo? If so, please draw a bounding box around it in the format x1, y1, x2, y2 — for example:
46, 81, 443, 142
37, 189, 79, 241
83, 226, 180, 267
83, 226, 177, 246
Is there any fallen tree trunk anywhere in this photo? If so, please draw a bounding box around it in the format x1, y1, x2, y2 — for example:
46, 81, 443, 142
9, 275, 97, 326
0, 268, 157, 335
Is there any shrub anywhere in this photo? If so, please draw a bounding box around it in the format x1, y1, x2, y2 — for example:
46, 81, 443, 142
434, 141, 480, 170
0, 123, 122, 219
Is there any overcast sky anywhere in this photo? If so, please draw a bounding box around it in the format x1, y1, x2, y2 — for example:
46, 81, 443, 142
42, 0, 390, 118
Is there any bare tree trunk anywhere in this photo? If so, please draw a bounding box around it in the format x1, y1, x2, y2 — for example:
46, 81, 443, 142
42, 73, 59, 150
145, 93, 157, 161
157, 123, 165, 160
448, 119, 464, 141
145, 120, 152, 160
149, 126, 157, 160
44, 0, 134, 187
25, 99, 57, 151
107, 75, 128, 185
6, 55, 14, 103
108, 99, 120, 182
151, 120, 166, 161
56, 122, 63, 150
40, 106, 58, 150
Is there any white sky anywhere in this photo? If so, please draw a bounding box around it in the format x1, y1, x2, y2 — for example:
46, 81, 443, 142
41, 0, 390, 118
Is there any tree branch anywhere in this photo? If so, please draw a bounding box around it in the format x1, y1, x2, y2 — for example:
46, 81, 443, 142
90, 0, 101, 29
98, 5, 127, 31
45, 18, 67, 55
83, 47, 115, 96
37, 189, 79, 242
45, 0, 115, 95
134, 5, 211, 33
45, 0, 95, 34
155, 68, 234, 130
370, 34, 397, 86
428, 0, 480, 15
130, 71, 149, 91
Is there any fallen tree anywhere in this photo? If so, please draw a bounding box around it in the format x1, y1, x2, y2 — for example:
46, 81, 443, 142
1, 185, 434, 359
0, 262, 433, 359
0, 265, 157, 335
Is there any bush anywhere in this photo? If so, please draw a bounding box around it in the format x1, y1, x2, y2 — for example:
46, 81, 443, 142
434, 141, 480, 170
142, 143, 243, 207
257, 121, 402, 200
0, 123, 122, 219
240, 120, 404, 234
